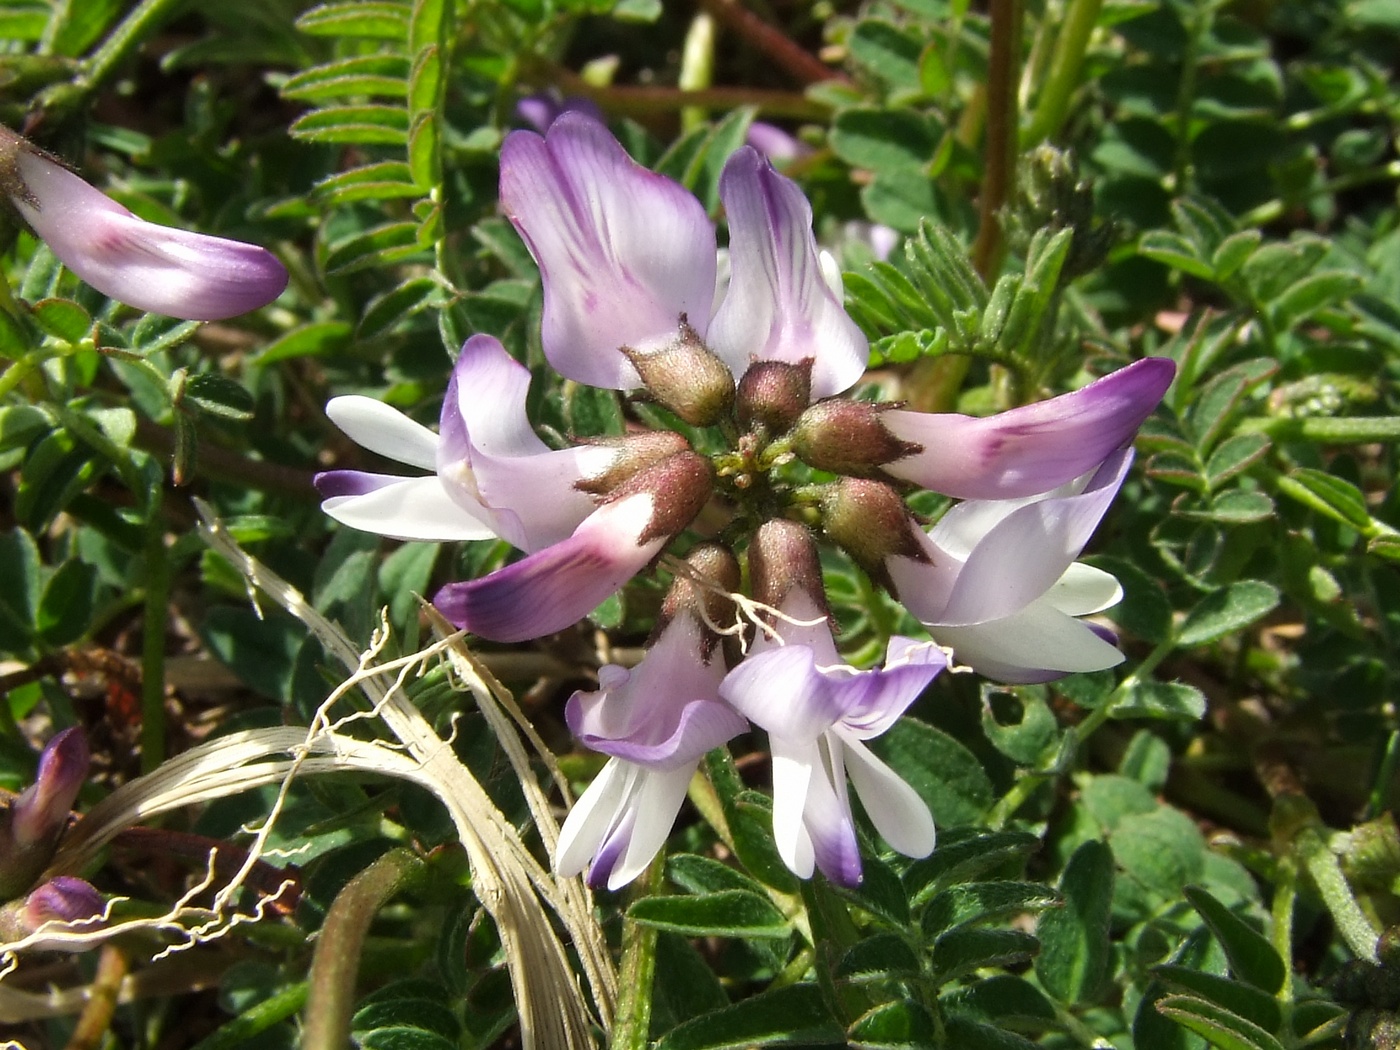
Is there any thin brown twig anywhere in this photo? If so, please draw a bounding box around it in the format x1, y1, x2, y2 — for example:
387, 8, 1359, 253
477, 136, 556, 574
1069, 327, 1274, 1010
697, 0, 848, 86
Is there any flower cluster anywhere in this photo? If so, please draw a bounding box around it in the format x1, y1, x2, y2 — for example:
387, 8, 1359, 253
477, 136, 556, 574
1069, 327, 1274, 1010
317, 113, 1173, 887
0, 126, 287, 320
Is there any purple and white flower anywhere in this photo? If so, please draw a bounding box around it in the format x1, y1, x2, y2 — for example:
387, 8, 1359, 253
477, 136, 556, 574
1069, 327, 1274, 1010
887, 450, 1137, 683
1, 728, 88, 899
0, 128, 287, 320
556, 548, 749, 888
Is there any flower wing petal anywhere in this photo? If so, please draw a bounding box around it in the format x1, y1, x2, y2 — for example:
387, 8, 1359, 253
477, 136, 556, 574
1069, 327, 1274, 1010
840, 734, 935, 860
555, 757, 633, 879
607, 765, 696, 890
326, 396, 440, 471
934, 602, 1125, 682
319, 475, 500, 542
882, 358, 1173, 499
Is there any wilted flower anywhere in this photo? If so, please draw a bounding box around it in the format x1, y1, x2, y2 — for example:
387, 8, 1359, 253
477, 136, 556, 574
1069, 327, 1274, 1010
0, 126, 287, 320
1, 727, 88, 898
0, 876, 104, 951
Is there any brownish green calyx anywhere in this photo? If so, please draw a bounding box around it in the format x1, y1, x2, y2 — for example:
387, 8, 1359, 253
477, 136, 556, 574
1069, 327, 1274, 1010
623, 317, 735, 427
736, 359, 812, 434
820, 477, 927, 591
791, 399, 920, 476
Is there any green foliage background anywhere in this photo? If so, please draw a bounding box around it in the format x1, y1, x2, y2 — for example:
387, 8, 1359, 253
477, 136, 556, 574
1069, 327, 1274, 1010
1, 0, 1398, 1047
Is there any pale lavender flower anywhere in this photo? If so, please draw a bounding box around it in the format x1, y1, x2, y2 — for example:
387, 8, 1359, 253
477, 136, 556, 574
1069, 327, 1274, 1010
557, 614, 747, 889
744, 122, 812, 164
516, 92, 605, 133
720, 598, 944, 886
0, 128, 287, 320
1, 728, 88, 899
885, 450, 1136, 683
717, 521, 943, 886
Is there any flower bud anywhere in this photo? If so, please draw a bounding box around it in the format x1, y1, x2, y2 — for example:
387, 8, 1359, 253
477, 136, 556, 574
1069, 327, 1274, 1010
0, 876, 103, 951
791, 399, 919, 475
662, 543, 742, 658
820, 478, 927, 589
1, 728, 87, 898
736, 360, 812, 433
576, 430, 691, 496
0, 126, 287, 320
749, 519, 825, 613
622, 319, 735, 426
604, 450, 715, 545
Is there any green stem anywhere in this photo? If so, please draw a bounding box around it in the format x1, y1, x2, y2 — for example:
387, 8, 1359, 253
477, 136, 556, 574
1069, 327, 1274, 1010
140, 522, 168, 775
188, 983, 309, 1050
1236, 415, 1400, 444
612, 852, 667, 1050
1169, 1, 1214, 194
679, 13, 716, 134
0, 351, 45, 400
1237, 160, 1400, 227
76, 0, 190, 94
302, 848, 425, 1050
1296, 825, 1379, 962
1023, 0, 1104, 145
1270, 854, 1297, 1003
1367, 729, 1400, 820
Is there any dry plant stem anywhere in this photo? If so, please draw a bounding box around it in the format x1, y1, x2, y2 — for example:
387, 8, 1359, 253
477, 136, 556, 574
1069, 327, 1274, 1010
696, 0, 846, 86
62, 943, 127, 1050
302, 848, 424, 1050
551, 68, 828, 121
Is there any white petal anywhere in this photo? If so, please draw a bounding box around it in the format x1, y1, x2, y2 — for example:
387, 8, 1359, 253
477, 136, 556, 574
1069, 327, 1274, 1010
840, 734, 935, 859
321, 476, 499, 541
608, 765, 695, 890
327, 396, 439, 470
770, 742, 816, 878
556, 758, 633, 878
1046, 563, 1123, 616
935, 602, 1125, 682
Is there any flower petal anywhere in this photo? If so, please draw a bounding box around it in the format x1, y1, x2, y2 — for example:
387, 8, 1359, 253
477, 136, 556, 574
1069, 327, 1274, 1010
12, 149, 287, 321
326, 395, 439, 471
319, 475, 501, 542
933, 451, 1133, 626
835, 639, 946, 739
770, 740, 817, 879
500, 114, 717, 389
708, 147, 869, 398
933, 602, 1125, 683
839, 734, 935, 860
556, 757, 633, 878
803, 736, 862, 886
433, 493, 667, 642
882, 358, 1174, 499
1046, 563, 1123, 616
720, 644, 844, 740
607, 765, 696, 890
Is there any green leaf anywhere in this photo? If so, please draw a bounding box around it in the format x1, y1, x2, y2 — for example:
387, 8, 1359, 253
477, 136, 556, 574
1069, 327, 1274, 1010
358, 277, 444, 339
654, 985, 844, 1050
868, 716, 993, 826
0, 406, 50, 455
1270, 270, 1362, 330
848, 999, 937, 1047
313, 162, 423, 206
941, 975, 1057, 1030
280, 55, 409, 101
1112, 681, 1208, 721
1274, 468, 1371, 531
1187, 359, 1276, 454
1112, 807, 1207, 900
1183, 886, 1285, 994
631, 885, 789, 941
1036, 840, 1115, 1004
1204, 434, 1270, 488
929, 928, 1040, 983
183, 373, 254, 421
980, 686, 1059, 765
324, 222, 425, 274
1156, 995, 1285, 1050
921, 881, 1059, 937
903, 828, 1040, 906
848, 20, 923, 92
1176, 581, 1281, 647
30, 298, 91, 342
831, 108, 943, 176
1153, 966, 1282, 1034
1180, 489, 1274, 525
835, 932, 923, 983
257, 322, 354, 365
0, 527, 42, 646
1087, 555, 1172, 643
352, 1000, 460, 1040
1211, 230, 1261, 280
36, 559, 96, 647
296, 1, 411, 38
1139, 231, 1214, 279
941, 1017, 1041, 1050
289, 105, 411, 145
667, 854, 769, 897
357, 1029, 457, 1050
131, 315, 200, 355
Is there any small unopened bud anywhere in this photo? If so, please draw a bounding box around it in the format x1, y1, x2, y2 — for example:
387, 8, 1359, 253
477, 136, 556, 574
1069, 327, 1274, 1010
749, 519, 825, 613
662, 544, 742, 657
576, 430, 691, 496
820, 478, 927, 588
622, 318, 735, 426
0, 876, 103, 951
736, 360, 812, 433
1, 728, 87, 898
1342, 815, 1400, 893
605, 450, 715, 545
791, 400, 919, 475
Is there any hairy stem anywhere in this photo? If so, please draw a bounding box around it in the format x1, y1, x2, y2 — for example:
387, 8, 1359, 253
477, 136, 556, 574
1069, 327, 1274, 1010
1023, 0, 1103, 145
302, 848, 425, 1050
